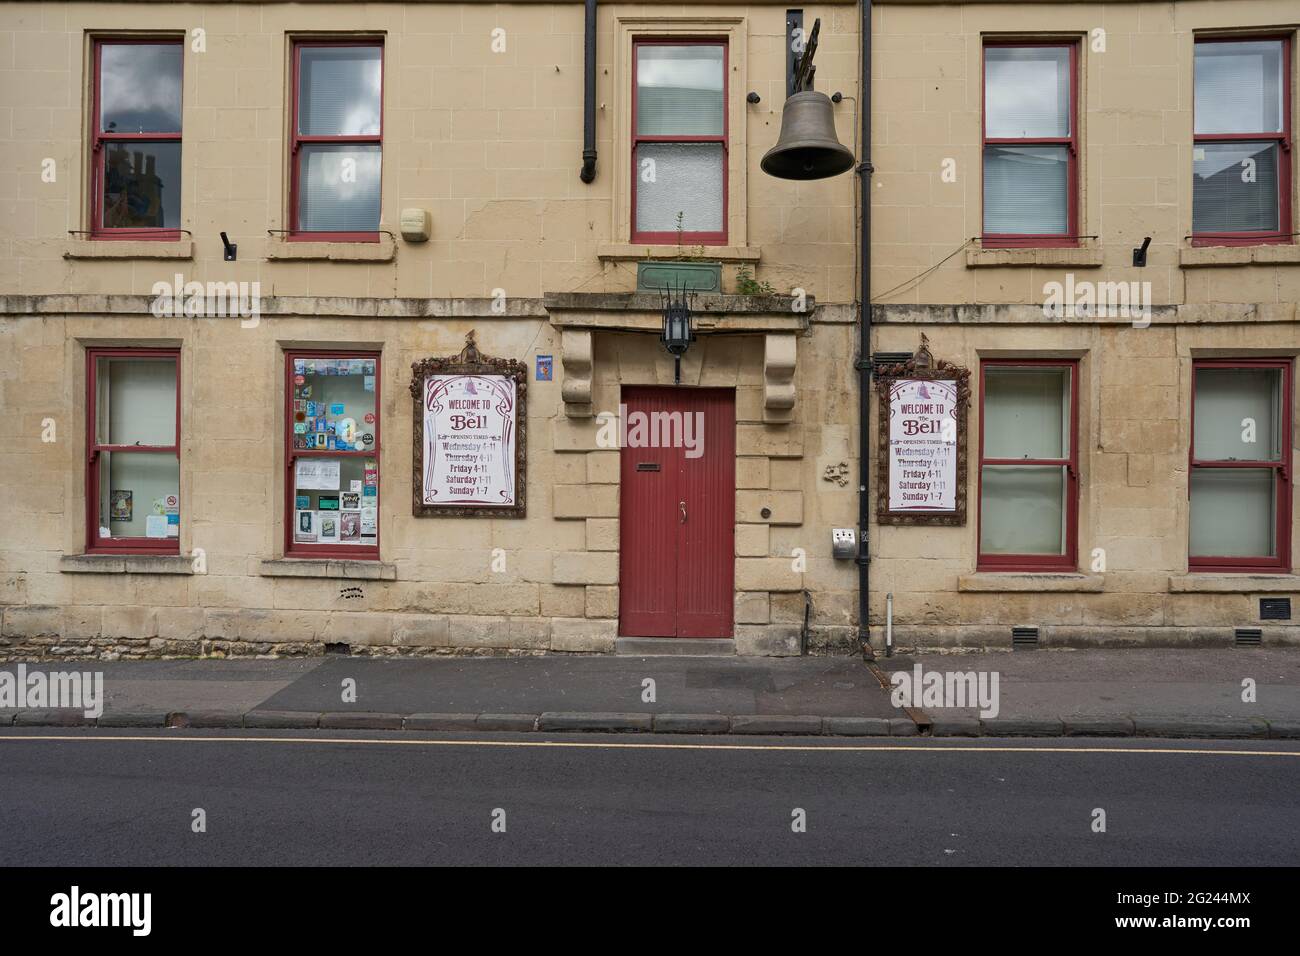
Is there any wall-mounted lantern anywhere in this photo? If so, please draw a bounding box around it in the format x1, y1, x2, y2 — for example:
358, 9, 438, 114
660, 285, 696, 385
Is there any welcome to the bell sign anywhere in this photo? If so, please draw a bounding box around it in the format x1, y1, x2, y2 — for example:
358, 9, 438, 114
423, 374, 517, 506
887, 378, 957, 512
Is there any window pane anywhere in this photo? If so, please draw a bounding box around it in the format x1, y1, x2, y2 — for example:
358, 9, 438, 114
1194, 40, 1283, 135
98, 451, 180, 540
298, 45, 382, 136
99, 43, 182, 133
980, 465, 1066, 555
95, 356, 177, 445
983, 366, 1069, 459
1193, 368, 1281, 461
102, 141, 182, 229
1192, 141, 1279, 234
290, 357, 378, 452
635, 143, 724, 233
983, 145, 1068, 235
293, 458, 379, 547
297, 144, 381, 232
1190, 468, 1276, 557
984, 46, 1070, 138
636, 44, 724, 136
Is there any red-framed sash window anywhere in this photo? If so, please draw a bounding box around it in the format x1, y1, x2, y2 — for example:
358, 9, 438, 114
85, 348, 181, 554
977, 360, 1080, 571
90, 38, 183, 240
981, 41, 1079, 248
1192, 36, 1293, 246
289, 39, 384, 241
285, 351, 381, 559
631, 38, 728, 245
1189, 359, 1292, 572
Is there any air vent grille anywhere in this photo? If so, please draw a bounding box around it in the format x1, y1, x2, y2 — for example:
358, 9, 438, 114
1234, 628, 1263, 648
1260, 598, 1291, 621
1011, 626, 1040, 649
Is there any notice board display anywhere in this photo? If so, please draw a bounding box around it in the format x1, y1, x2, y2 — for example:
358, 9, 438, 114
410, 332, 527, 518
875, 337, 970, 526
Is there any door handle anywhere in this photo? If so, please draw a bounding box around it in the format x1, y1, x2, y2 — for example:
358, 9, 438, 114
679, 500, 687, 524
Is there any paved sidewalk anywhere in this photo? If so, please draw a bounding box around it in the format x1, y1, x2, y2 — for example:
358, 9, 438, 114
1, 648, 1298, 737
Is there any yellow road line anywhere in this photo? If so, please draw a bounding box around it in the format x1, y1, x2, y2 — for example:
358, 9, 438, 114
0, 734, 1297, 757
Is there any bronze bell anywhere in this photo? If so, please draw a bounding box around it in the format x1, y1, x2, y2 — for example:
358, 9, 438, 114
761, 90, 855, 180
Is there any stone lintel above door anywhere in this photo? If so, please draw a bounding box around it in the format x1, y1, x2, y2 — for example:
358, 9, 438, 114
545, 292, 811, 419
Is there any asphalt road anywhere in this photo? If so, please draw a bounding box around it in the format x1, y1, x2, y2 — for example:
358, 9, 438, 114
1, 729, 1296, 866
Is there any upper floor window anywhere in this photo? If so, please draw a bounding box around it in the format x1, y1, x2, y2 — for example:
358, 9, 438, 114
91, 39, 183, 239
290, 40, 383, 240
86, 348, 181, 554
1189, 360, 1291, 572
632, 39, 727, 245
1192, 37, 1292, 245
978, 361, 1079, 571
982, 42, 1078, 247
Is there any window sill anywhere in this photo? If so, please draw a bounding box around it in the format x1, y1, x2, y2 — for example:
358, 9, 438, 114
597, 243, 760, 264
1168, 573, 1300, 593
959, 572, 1103, 593
60, 554, 193, 575
267, 236, 396, 262
965, 246, 1103, 269
260, 558, 396, 581
64, 239, 193, 260
1179, 245, 1300, 268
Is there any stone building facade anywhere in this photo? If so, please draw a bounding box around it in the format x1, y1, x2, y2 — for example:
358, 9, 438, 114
0, 0, 1297, 660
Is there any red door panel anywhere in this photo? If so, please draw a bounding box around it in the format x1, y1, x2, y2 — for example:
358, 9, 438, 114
619, 387, 734, 638
675, 389, 736, 636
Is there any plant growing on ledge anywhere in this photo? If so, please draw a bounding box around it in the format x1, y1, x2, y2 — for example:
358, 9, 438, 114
672, 211, 707, 261
734, 265, 775, 296
635, 211, 722, 293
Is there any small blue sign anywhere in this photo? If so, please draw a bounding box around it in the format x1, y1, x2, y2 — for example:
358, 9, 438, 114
536, 355, 553, 381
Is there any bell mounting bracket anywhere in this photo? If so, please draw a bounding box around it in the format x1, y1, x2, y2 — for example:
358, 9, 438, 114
787, 13, 821, 96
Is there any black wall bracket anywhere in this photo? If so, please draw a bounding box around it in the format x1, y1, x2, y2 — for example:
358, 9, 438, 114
785, 9, 804, 98
1132, 235, 1151, 267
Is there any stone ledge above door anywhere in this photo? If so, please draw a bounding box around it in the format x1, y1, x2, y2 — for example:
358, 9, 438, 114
545, 292, 811, 420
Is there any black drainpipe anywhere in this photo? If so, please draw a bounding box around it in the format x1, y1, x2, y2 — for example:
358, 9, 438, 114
579, 0, 598, 183
856, 0, 874, 660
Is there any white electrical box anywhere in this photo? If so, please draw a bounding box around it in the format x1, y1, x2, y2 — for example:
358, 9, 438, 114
832, 527, 856, 559
400, 208, 431, 242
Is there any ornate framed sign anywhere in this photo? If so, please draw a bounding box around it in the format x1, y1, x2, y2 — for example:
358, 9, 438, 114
410, 331, 527, 518
874, 335, 971, 526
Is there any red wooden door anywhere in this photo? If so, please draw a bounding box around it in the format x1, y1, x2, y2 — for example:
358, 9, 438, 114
619, 387, 735, 638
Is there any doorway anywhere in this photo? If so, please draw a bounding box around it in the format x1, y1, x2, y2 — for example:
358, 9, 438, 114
618, 387, 736, 638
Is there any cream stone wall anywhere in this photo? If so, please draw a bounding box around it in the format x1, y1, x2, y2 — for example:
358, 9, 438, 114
0, 299, 860, 658
0, 1, 862, 303
2, 0, 1300, 657
863, 0, 1300, 648
871, 309, 1300, 648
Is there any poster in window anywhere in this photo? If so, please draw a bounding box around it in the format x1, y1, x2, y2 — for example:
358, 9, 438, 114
109, 490, 132, 521
295, 510, 317, 543
411, 331, 527, 518
875, 336, 970, 526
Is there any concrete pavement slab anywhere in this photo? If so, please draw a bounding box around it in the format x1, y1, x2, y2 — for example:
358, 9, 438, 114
254, 655, 894, 719
884, 648, 1300, 721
